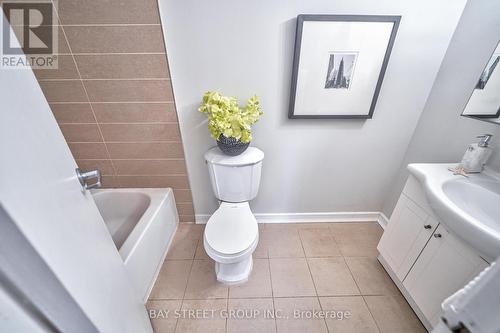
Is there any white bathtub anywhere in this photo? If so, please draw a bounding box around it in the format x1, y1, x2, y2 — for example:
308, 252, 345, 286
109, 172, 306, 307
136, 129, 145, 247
92, 188, 178, 302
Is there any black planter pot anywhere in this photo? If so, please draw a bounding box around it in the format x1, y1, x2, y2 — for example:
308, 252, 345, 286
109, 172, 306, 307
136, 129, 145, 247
217, 135, 250, 156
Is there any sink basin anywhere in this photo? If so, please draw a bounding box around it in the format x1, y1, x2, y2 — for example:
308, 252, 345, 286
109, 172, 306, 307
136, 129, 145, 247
408, 163, 500, 261
443, 179, 500, 232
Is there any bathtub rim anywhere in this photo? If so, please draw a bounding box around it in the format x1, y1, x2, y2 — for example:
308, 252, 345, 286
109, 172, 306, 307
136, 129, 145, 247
91, 188, 174, 261
91, 187, 179, 302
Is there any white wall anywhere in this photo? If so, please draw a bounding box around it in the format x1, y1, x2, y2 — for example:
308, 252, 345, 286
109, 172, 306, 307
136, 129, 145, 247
159, 0, 467, 218
382, 0, 500, 217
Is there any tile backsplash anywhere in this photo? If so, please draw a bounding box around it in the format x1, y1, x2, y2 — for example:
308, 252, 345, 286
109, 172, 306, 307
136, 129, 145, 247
32, 0, 194, 222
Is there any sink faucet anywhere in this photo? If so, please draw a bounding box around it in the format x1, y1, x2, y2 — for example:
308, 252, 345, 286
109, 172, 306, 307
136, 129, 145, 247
477, 134, 493, 148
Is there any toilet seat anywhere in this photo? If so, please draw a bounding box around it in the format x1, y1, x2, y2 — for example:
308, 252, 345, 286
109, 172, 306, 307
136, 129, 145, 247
204, 235, 258, 265
204, 202, 258, 257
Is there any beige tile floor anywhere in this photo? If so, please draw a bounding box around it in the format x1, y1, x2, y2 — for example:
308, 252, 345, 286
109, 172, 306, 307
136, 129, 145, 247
147, 223, 427, 333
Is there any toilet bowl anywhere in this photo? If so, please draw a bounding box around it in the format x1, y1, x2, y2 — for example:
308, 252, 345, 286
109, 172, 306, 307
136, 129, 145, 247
203, 147, 264, 284
204, 202, 258, 284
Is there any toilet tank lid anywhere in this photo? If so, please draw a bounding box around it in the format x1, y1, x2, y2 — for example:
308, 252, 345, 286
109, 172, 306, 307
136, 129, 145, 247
205, 147, 264, 166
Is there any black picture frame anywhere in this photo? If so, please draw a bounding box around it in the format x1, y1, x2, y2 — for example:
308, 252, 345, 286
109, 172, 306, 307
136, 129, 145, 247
288, 14, 401, 119
461, 41, 500, 120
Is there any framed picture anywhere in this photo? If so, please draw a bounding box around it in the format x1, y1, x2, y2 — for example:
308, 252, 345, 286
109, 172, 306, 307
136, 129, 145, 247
289, 15, 401, 119
461, 41, 500, 119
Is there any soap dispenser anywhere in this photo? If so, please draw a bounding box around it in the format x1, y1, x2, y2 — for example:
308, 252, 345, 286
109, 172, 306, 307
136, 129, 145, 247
459, 134, 493, 173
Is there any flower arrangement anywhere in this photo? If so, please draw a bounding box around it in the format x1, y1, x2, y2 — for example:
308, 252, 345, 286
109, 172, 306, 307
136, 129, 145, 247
199, 91, 263, 144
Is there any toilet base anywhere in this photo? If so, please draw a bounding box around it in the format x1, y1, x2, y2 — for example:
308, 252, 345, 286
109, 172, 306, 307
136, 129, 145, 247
215, 255, 253, 285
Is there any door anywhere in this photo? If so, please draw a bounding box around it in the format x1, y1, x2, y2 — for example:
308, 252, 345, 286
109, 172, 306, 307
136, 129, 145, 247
0, 31, 153, 333
378, 193, 438, 280
403, 225, 488, 326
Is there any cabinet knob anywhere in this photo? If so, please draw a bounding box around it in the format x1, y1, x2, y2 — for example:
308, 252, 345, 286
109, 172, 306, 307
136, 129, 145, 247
424, 224, 432, 229
433, 233, 442, 238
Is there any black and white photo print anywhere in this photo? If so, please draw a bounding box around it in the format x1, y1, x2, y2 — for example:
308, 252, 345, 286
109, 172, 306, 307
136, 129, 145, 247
324, 53, 357, 89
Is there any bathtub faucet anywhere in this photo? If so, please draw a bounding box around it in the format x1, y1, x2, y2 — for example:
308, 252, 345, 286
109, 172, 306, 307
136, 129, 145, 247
76, 168, 102, 190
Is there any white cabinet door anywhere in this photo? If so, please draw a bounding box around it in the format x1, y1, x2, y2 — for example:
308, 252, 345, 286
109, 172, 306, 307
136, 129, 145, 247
378, 193, 438, 280
403, 225, 488, 326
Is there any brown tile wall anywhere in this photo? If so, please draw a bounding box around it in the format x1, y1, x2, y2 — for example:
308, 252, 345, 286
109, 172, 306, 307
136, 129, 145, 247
33, 0, 194, 222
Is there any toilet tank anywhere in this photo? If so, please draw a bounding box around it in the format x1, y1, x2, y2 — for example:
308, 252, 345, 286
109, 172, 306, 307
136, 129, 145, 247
205, 147, 264, 202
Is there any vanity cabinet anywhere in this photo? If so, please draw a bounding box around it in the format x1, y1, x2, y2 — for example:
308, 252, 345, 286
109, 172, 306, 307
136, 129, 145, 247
378, 175, 438, 280
403, 224, 488, 326
378, 174, 489, 330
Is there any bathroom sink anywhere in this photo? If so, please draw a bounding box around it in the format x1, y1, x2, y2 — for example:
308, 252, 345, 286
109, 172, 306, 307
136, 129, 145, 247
408, 163, 500, 261
443, 179, 500, 232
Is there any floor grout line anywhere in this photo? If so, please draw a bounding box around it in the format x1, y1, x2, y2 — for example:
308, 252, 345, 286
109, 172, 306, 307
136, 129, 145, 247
149, 223, 419, 332
224, 290, 229, 333
342, 255, 383, 333
150, 293, 393, 301
267, 256, 279, 333
361, 295, 383, 333
173, 255, 195, 333
297, 229, 330, 333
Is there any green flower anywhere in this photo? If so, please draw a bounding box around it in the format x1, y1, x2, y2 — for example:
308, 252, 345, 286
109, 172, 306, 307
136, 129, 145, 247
198, 91, 263, 143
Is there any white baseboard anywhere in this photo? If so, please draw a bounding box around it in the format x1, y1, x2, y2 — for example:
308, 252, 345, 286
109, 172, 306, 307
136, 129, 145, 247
196, 211, 388, 226
377, 213, 389, 230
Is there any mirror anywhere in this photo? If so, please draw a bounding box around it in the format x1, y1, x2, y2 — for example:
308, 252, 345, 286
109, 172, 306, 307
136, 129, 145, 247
461, 41, 500, 125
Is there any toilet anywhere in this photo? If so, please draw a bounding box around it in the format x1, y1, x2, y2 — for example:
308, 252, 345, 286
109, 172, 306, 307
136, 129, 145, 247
203, 147, 264, 284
